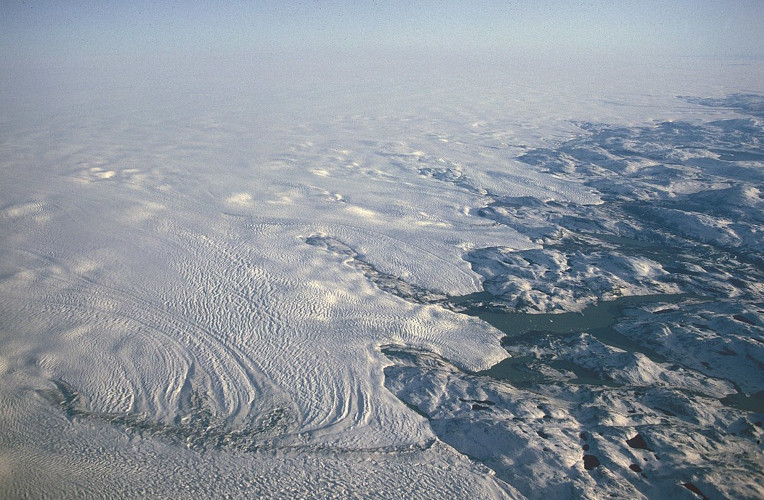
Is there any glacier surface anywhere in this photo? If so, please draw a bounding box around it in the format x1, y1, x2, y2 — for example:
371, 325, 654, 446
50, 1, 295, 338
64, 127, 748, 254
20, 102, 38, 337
1, 56, 763, 498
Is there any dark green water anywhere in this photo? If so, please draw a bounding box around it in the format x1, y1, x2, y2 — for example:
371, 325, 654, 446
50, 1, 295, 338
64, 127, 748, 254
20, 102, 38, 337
459, 292, 764, 412
459, 293, 689, 386
467, 293, 694, 361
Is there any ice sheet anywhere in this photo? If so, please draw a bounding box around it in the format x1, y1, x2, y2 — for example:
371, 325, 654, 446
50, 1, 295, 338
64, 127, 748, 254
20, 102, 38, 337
2, 54, 763, 498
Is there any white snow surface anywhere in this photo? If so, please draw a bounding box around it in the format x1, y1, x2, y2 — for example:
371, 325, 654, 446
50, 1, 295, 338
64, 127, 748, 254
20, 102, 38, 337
2, 55, 764, 498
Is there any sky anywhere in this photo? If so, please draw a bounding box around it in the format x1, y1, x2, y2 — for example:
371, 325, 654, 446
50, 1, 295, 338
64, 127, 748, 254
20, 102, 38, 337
2, 0, 764, 67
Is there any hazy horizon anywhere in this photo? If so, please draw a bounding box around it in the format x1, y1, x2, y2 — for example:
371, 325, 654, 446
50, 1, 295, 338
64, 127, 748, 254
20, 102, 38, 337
3, 1, 764, 66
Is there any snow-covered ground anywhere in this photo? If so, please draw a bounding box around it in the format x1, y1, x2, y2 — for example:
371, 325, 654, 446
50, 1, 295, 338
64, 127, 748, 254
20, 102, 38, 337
1, 55, 763, 498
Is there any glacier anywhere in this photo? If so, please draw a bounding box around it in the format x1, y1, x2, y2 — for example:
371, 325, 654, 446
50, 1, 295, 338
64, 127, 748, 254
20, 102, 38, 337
1, 55, 763, 498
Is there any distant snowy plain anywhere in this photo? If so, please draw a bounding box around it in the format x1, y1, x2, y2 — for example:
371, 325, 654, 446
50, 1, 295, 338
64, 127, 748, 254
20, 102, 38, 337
1, 55, 763, 498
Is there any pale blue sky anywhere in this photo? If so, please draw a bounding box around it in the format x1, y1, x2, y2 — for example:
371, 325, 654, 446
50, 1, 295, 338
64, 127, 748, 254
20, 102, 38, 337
2, 1, 764, 64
